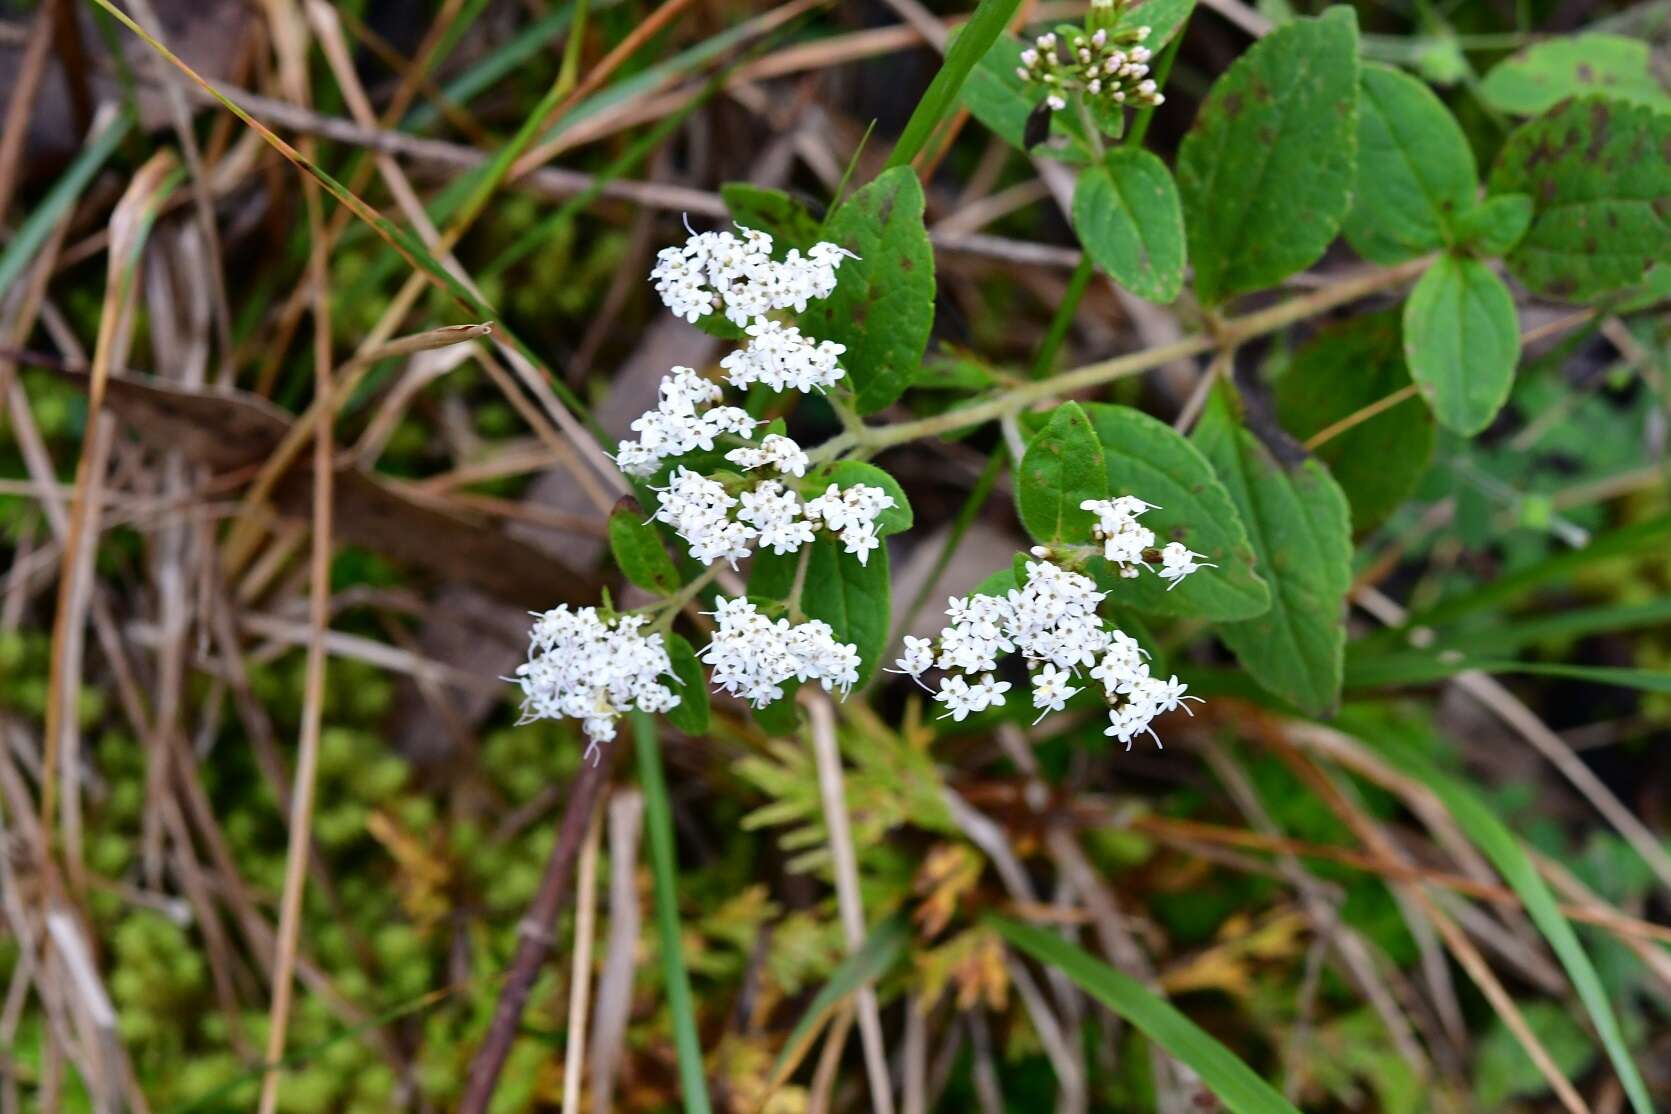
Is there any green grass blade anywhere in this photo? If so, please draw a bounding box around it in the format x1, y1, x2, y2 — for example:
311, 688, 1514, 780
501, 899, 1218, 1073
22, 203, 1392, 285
990, 916, 1301, 1114
1398, 514, 1671, 630
1356, 725, 1655, 1114
1345, 653, 1671, 695
886, 0, 1026, 169
768, 914, 909, 1087
0, 107, 134, 295
632, 712, 714, 1114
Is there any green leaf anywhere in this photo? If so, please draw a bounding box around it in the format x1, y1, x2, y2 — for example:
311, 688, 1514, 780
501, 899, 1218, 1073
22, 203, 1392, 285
959, 34, 1094, 163
721, 182, 823, 250
1115, 0, 1196, 48
0, 109, 134, 297
1402, 254, 1520, 435
1276, 310, 1433, 531
608, 498, 681, 597
1452, 193, 1533, 257
1072, 148, 1187, 302
972, 565, 1019, 597
1082, 403, 1270, 621
991, 916, 1302, 1114
1350, 716, 1655, 1114
1343, 64, 1476, 264
805, 167, 936, 414
888, 0, 1026, 168
811, 460, 913, 536
632, 713, 715, 1114
1480, 33, 1671, 116
1017, 402, 1109, 544
1488, 97, 1671, 302
1176, 7, 1360, 306
664, 634, 710, 735
1192, 386, 1351, 717
1475, 1004, 1597, 1110
768, 916, 909, 1087
798, 539, 892, 686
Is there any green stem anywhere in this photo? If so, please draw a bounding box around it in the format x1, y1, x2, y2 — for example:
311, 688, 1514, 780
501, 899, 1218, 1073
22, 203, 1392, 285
1031, 253, 1097, 379
649, 564, 724, 631
847, 255, 1432, 455
632, 713, 713, 1114
893, 444, 1009, 642
786, 543, 815, 622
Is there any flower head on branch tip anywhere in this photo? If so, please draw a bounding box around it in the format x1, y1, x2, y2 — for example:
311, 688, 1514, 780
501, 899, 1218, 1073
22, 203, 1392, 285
512, 605, 680, 751
892, 542, 1208, 749
1017, 21, 1163, 118
698, 596, 860, 708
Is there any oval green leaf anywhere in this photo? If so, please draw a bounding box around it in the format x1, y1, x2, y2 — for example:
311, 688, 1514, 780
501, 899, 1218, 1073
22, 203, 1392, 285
1480, 33, 1671, 116
1275, 309, 1433, 531
1072, 147, 1186, 303
1017, 401, 1109, 544
1343, 64, 1477, 264
797, 538, 892, 686
811, 460, 914, 537
1402, 254, 1520, 436
1192, 386, 1351, 717
1488, 97, 1671, 302
608, 497, 681, 597
805, 166, 936, 414
1176, 6, 1360, 306
663, 633, 710, 735
1082, 402, 1269, 621
722, 182, 824, 250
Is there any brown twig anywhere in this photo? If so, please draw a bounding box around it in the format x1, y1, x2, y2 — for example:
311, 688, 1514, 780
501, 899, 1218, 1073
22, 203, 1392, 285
458, 745, 620, 1114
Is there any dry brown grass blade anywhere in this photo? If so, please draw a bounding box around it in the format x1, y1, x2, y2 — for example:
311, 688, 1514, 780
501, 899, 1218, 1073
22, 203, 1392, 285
506, 0, 705, 180
1278, 743, 1591, 1114
0, 0, 58, 222
560, 804, 605, 1114
806, 694, 896, 1114
31, 361, 603, 607
41, 147, 177, 897
1355, 585, 1671, 900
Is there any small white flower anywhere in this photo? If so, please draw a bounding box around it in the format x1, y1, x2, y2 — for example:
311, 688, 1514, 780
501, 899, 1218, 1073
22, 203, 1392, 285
935, 674, 978, 721
1157, 541, 1214, 589
1030, 663, 1079, 722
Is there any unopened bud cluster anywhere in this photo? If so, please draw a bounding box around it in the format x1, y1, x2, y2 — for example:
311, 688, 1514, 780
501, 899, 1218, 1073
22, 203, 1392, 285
513, 606, 680, 758
891, 552, 1203, 749
700, 597, 861, 708
1080, 497, 1213, 588
1018, 19, 1160, 114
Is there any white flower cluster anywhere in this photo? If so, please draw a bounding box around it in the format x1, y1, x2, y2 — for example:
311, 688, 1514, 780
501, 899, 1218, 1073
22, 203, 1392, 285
651, 226, 851, 327
513, 605, 680, 760
699, 596, 861, 708
615, 366, 760, 478
651, 465, 895, 569
1080, 496, 1213, 588
616, 223, 889, 569
721, 319, 847, 394
1018, 22, 1161, 114
890, 557, 1200, 749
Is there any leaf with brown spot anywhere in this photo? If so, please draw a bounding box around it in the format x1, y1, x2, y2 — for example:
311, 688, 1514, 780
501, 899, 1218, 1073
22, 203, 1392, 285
1489, 96, 1671, 301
